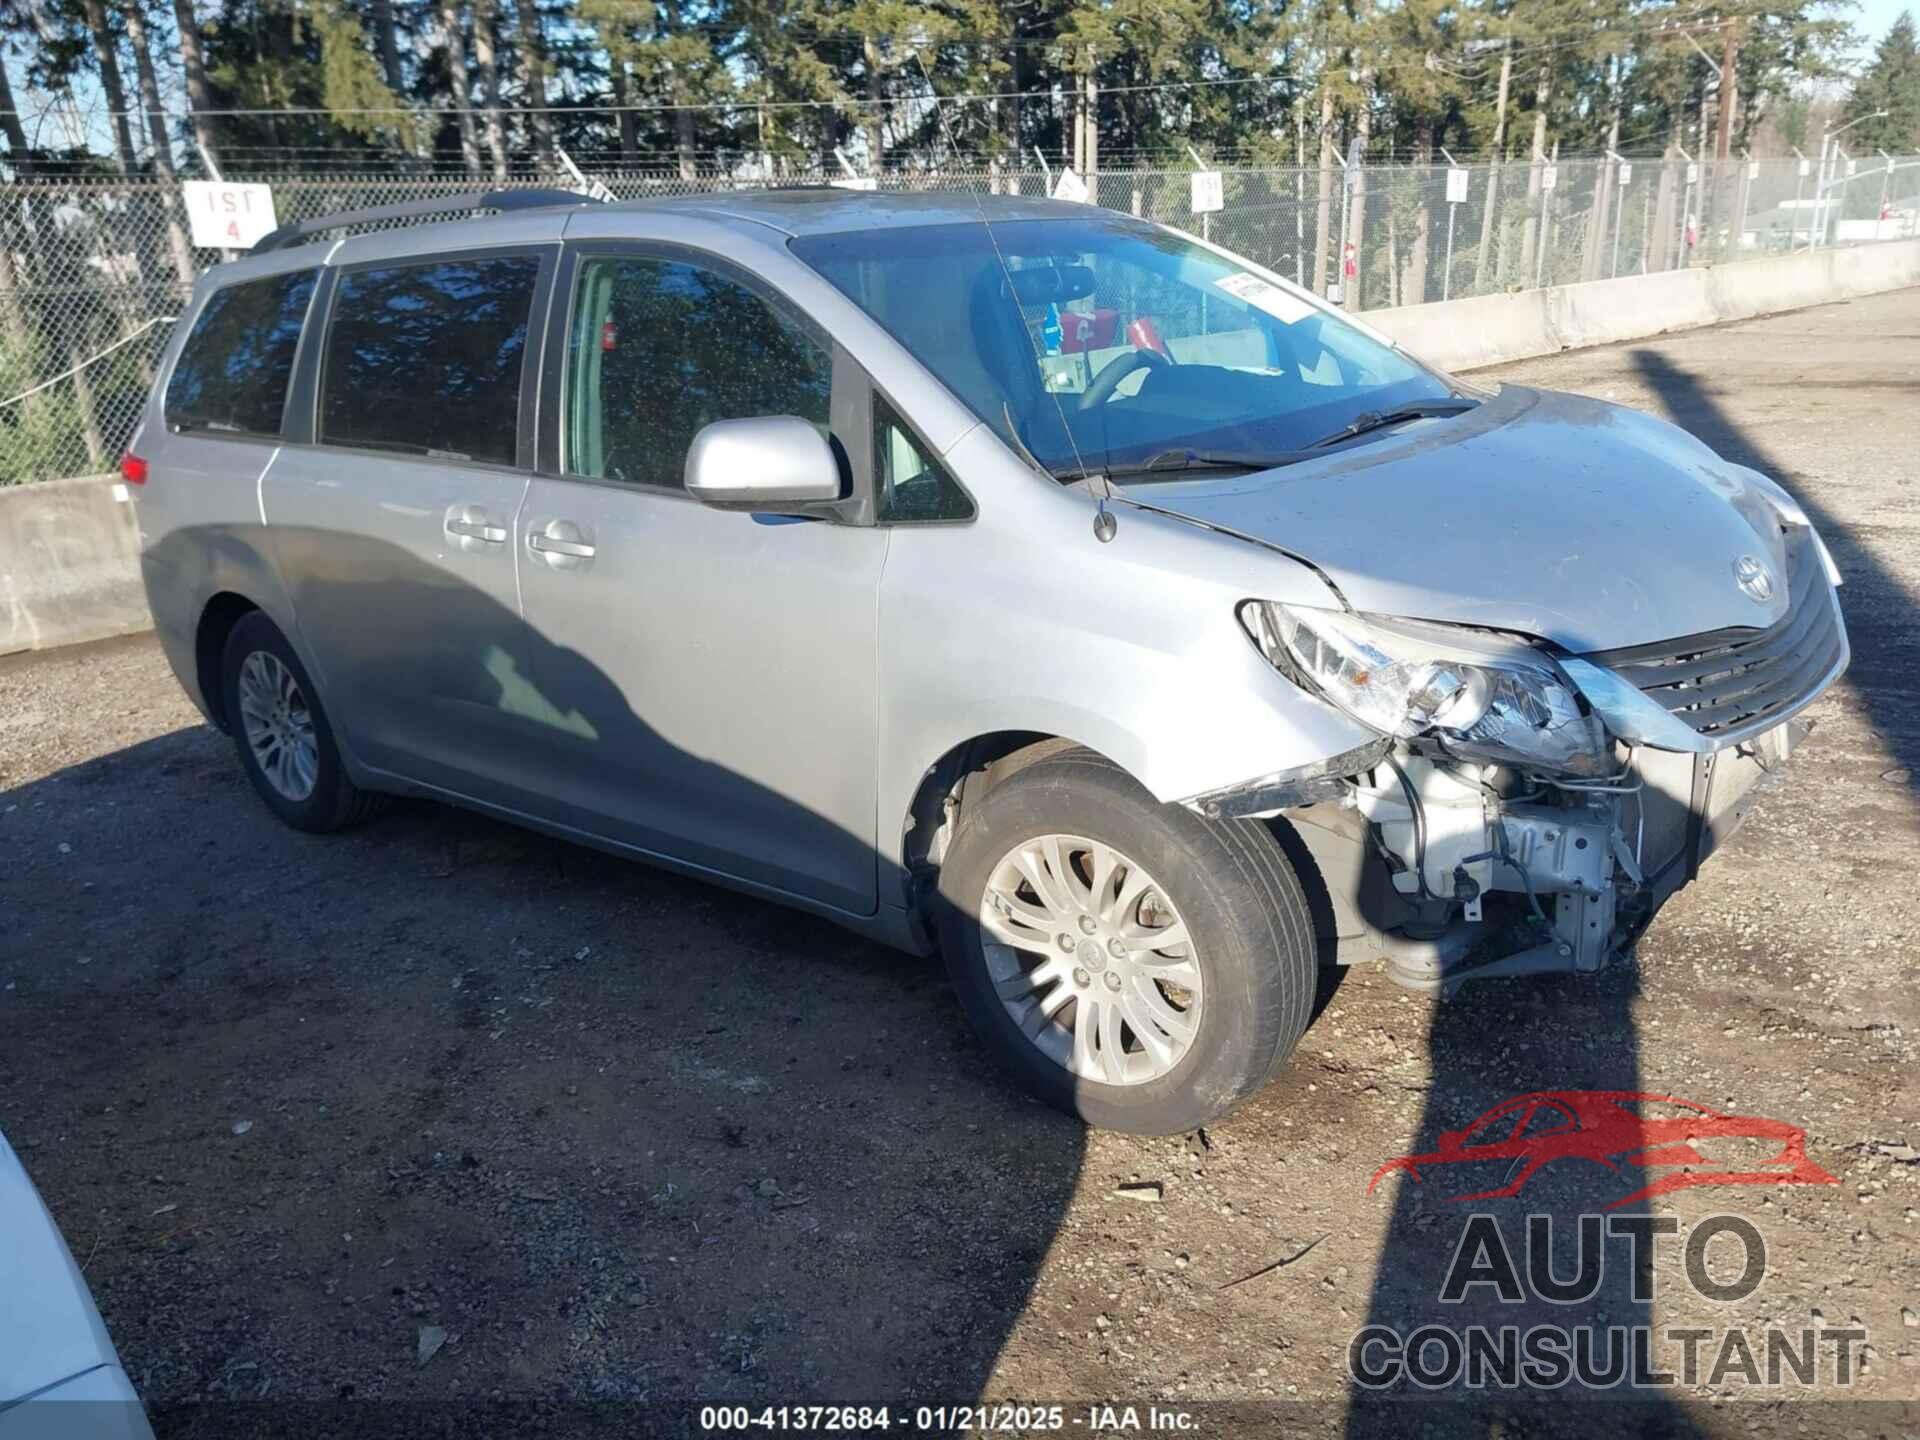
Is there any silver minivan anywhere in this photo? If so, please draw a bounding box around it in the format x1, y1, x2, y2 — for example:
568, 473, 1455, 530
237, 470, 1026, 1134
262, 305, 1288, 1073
129, 188, 1848, 1134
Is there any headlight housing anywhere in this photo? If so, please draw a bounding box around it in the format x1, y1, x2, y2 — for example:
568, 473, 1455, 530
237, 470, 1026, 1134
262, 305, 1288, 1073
1241, 601, 1611, 777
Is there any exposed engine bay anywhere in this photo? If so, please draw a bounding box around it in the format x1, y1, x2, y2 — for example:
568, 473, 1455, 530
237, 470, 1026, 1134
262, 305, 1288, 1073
1181, 511, 1844, 995
1270, 723, 1802, 993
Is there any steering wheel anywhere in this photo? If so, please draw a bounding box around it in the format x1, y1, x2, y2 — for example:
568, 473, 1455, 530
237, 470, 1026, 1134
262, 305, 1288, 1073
1078, 348, 1171, 410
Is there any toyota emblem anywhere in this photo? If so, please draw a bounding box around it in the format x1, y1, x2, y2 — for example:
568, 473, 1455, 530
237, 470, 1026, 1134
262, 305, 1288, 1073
1734, 555, 1776, 604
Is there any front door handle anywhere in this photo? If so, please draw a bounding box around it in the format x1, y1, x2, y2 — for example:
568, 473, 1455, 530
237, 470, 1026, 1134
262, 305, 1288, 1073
444, 503, 507, 551
527, 517, 597, 570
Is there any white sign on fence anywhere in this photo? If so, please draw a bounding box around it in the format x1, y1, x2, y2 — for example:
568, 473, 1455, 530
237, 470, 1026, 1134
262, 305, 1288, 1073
1189, 170, 1224, 215
1686, 162, 1698, 184
1541, 165, 1557, 191
1445, 167, 1469, 204
182, 181, 277, 249
1747, 160, 1760, 181
1847, 158, 1859, 177
1617, 163, 1632, 187
1799, 157, 1812, 177
1052, 168, 1091, 204
828, 177, 878, 191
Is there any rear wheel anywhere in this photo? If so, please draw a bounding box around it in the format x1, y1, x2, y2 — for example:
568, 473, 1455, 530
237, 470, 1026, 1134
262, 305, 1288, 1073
936, 746, 1317, 1134
220, 611, 383, 833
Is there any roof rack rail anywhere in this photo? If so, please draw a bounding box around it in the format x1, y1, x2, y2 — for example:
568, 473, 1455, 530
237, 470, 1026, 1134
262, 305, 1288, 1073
251, 187, 599, 255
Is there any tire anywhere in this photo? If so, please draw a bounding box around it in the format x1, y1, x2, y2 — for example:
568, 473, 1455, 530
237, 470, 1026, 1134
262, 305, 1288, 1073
220, 610, 384, 833
935, 745, 1317, 1134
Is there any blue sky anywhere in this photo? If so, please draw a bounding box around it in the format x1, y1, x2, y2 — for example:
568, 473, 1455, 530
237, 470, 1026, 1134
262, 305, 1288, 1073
1854, 0, 1915, 55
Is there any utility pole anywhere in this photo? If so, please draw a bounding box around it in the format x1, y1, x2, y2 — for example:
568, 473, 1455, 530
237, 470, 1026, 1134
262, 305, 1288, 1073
1519, 66, 1550, 279
1071, 49, 1086, 174
1313, 86, 1334, 296
1715, 21, 1739, 161
1471, 40, 1512, 294
1084, 49, 1098, 180
1295, 103, 1307, 287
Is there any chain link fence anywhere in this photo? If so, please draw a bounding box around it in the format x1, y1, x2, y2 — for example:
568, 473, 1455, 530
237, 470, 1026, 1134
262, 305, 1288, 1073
4, 154, 1916, 488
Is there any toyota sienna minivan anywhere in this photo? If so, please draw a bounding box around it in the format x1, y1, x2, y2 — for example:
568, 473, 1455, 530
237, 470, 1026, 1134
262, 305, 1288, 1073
129, 187, 1848, 1134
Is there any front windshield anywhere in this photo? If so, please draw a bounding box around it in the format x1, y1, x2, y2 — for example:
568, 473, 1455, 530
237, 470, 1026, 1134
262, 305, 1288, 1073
790, 213, 1458, 480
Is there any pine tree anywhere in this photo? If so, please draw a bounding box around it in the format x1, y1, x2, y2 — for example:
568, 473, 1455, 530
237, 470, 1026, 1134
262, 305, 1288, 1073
1844, 12, 1920, 152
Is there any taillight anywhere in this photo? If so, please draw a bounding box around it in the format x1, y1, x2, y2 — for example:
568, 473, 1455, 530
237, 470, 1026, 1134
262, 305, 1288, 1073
120, 453, 148, 485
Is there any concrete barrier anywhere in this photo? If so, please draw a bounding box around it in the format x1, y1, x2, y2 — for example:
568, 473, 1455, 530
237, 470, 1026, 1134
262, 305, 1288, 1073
3, 239, 1917, 657
0, 474, 147, 656
1371, 237, 1920, 372
1545, 264, 1721, 352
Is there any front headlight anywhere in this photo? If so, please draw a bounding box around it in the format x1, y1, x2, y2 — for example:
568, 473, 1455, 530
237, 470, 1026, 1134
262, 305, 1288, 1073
1240, 601, 1611, 777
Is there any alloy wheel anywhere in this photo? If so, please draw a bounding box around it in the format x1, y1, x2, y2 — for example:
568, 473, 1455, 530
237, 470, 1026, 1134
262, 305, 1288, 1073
236, 650, 318, 803
979, 833, 1202, 1086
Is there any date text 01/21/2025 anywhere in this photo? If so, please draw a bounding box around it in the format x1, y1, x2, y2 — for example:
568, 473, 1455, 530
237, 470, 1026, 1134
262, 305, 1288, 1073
698, 1404, 1201, 1432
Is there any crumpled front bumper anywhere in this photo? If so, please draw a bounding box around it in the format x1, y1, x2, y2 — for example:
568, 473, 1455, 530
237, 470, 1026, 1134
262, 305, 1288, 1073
1628, 716, 1809, 922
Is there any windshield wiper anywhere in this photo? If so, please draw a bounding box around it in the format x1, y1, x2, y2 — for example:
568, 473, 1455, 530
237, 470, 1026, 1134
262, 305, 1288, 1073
1306, 398, 1479, 450
1055, 449, 1304, 484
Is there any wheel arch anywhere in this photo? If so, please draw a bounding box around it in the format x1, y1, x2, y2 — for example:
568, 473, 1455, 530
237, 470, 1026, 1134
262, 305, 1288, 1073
894, 729, 1142, 928
195, 591, 263, 732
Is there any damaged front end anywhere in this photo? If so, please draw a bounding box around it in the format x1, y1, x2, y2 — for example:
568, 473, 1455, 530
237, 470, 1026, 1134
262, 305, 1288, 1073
1189, 527, 1847, 993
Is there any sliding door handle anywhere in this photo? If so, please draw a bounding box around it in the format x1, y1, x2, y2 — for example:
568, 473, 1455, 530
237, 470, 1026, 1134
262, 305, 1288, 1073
447, 518, 507, 543
444, 503, 508, 551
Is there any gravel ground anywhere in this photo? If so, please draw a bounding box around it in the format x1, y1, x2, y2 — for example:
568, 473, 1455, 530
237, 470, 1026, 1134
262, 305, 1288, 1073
3, 290, 1918, 1439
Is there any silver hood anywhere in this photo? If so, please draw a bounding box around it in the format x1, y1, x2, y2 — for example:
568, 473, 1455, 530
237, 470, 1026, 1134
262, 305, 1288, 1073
1121, 385, 1796, 653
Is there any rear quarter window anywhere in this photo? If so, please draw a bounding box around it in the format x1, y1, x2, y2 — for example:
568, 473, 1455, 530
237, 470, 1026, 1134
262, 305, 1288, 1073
164, 269, 317, 437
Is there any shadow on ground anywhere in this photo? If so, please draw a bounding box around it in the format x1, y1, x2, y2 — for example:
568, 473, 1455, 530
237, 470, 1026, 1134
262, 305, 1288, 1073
2, 548, 1085, 1438
1342, 339, 1912, 1437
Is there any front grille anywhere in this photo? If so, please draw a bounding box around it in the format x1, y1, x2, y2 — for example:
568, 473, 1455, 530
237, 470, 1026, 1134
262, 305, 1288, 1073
1580, 529, 1845, 740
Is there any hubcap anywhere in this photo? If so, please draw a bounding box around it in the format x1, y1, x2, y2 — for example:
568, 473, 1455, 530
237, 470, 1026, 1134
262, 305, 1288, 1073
979, 833, 1203, 1087
237, 650, 318, 802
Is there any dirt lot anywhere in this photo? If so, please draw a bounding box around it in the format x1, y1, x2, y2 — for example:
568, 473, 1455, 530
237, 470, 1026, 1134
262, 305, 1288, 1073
4, 290, 1918, 1439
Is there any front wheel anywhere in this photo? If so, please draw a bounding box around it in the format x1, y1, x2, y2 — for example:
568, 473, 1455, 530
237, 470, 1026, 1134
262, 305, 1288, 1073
935, 746, 1318, 1134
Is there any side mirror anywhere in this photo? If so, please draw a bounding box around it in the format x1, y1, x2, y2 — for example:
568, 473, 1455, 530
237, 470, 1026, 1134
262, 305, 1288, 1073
684, 416, 844, 512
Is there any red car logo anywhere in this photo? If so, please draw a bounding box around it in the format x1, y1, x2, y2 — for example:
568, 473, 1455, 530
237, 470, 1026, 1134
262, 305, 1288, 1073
1368, 1090, 1838, 1209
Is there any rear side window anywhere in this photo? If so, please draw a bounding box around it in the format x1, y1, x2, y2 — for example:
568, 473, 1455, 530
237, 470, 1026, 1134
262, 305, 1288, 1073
564, 255, 831, 487
319, 255, 542, 466
165, 269, 315, 437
